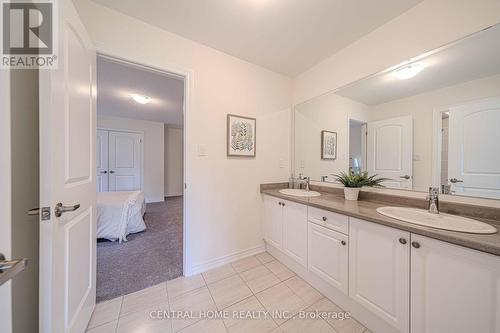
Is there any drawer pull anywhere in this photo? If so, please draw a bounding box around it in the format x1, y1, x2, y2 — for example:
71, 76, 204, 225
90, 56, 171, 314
412, 241, 421, 249
322, 216, 327, 221
341, 240, 346, 246
399, 238, 407, 245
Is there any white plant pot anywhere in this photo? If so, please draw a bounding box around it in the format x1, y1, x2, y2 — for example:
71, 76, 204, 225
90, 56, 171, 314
344, 187, 360, 201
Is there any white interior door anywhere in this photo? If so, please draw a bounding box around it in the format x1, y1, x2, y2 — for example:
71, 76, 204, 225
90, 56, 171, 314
108, 131, 142, 192
448, 97, 500, 199
39, 1, 96, 332
367, 116, 413, 189
96, 130, 109, 192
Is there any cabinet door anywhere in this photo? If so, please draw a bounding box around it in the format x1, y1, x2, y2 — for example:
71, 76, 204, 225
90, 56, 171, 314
283, 199, 308, 267
349, 218, 410, 333
263, 195, 283, 249
411, 235, 500, 333
308, 223, 348, 293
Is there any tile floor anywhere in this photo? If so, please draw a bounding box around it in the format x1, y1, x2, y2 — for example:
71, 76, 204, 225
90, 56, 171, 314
86, 252, 371, 333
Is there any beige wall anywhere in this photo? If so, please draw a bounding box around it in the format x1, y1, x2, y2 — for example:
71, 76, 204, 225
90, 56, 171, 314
164, 126, 184, 197
75, 0, 292, 274
369, 73, 500, 191
294, 93, 369, 180
97, 115, 165, 203
294, 0, 500, 104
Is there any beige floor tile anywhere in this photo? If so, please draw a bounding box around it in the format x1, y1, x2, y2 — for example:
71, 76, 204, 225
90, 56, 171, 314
264, 261, 295, 281
239, 265, 281, 294
116, 302, 171, 333
208, 275, 253, 310
169, 286, 218, 332
120, 283, 168, 316
255, 283, 306, 325
86, 320, 117, 333
284, 276, 323, 307
87, 296, 122, 329
178, 319, 227, 333
224, 296, 278, 333
167, 274, 206, 299
231, 256, 262, 273
203, 264, 237, 284
279, 315, 336, 333
255, 252, 275, 264
309, 298, 365, 333
270, 328, 283, 333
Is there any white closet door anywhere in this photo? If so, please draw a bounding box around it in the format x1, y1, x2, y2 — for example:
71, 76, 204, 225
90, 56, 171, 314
448, 97, 500, 199
367, 116, 413, 189
96, 130, 109, 192
108, 131, 142, 192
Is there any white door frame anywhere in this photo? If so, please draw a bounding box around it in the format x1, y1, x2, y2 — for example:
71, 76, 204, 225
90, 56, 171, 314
346, 117, 368, 173
97, 128, 145, 192
0, 65, 13, 333
96, 52, 192, 276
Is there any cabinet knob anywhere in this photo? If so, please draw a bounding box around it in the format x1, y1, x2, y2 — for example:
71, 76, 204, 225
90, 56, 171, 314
282, 202, 285, 207
341, 240, 346, 246
399, 238, 407, 245
322, 216, 327, 222
411, 241, 420, 249
278, 202, 282, 206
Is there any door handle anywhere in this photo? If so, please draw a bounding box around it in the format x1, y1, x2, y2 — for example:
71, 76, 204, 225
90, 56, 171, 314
0, 253, 28, 286
100, 170, 108, 174
54, 203, 80, 217
399, 175, 411, 180
109, 170, 115, 174
449, 178, 463, 183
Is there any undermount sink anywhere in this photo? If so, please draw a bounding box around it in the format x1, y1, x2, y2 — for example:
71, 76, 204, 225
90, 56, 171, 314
376, 206, 497, 234
279, 189, 321, 197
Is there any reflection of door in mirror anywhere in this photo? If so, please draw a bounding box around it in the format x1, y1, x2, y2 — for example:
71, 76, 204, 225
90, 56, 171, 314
366, 116, 413, 190
446, 97, 500, 199
349, 119, 367, 174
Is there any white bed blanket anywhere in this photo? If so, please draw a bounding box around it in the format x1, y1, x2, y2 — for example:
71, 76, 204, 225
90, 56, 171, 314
97, 191, 146, 242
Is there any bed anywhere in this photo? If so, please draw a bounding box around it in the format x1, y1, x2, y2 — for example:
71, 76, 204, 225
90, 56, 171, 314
97, 191, 146, 243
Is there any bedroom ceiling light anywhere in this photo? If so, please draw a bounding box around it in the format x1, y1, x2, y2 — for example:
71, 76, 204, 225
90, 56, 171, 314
393, 62, 425, 80
130, 94, 152, 104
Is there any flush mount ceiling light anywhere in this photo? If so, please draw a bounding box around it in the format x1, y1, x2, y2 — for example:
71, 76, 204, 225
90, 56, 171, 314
130, 94, 152, 104
393, 62, 425, 80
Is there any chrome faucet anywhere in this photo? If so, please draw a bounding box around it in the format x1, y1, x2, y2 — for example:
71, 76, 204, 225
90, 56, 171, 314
298, 174, 310, 191
427, 187, 440, 214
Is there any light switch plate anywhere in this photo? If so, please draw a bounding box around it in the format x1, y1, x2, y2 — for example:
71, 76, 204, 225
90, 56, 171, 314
197, 144, 207, 156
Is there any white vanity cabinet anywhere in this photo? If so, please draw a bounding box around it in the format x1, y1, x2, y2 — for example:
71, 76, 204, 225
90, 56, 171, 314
349, 217, 410, 333
308, 222, 348, 293
283, 200, 308, 267
410, 234, 500, 333
263, 195, 308, 267
263, 195, 284, 249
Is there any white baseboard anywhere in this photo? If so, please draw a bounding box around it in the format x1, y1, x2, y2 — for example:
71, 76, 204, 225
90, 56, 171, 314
186, 243, 266, 276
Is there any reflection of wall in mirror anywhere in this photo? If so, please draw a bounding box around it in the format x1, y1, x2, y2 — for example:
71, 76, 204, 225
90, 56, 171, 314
295, 93, 369, 181
369, 73, 500, 192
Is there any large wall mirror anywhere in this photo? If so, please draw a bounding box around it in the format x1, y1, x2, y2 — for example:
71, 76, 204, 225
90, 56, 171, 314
293, 24, 500, 200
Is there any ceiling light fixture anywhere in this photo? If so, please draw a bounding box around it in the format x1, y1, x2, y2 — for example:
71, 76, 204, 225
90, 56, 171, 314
393, 62, 425, 80
130, 94, 152, 104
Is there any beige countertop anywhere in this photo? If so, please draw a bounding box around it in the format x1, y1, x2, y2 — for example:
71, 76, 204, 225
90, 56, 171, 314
261, 188, 500, 257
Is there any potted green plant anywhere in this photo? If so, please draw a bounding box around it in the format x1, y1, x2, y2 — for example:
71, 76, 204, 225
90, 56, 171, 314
331, 171, 389, 201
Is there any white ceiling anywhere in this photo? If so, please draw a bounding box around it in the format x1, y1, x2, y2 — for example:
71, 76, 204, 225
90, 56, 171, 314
91, 0, 422, 76
97, 56, 184, 127
336, 24, 500, 105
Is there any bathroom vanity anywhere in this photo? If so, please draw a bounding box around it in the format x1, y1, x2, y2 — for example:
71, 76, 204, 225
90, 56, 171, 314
261, 185, 500, 333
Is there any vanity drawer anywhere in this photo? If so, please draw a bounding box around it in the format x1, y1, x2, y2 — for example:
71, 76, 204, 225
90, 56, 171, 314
308, 207, 349, 235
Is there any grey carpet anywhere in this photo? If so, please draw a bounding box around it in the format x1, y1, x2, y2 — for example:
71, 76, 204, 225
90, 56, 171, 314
96, 196, 183, 303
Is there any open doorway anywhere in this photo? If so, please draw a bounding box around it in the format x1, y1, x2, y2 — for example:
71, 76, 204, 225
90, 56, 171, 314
348, 119, 367, 174
95, 55, 185, 302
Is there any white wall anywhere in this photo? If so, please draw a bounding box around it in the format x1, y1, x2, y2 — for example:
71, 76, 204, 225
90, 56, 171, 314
369, 73, 500, 191
97, 115, 165, 203
75, 0, 292, 274
349, 124, 363, 171
164, 126, 183, 197
295, 93, 369, 181
294, 0, 500, 104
